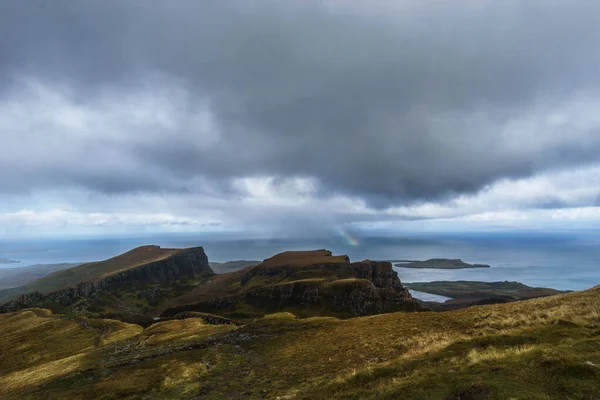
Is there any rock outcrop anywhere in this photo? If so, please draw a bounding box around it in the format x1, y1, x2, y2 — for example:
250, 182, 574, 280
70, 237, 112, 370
161, 251, 419, 318
350, 260, 406, 292
0, 247, 213, 313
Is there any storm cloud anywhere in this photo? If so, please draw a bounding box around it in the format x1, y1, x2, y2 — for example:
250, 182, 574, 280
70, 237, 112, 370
1, 1, 600, 235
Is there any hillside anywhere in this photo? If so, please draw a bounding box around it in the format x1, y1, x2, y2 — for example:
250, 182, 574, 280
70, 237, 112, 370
0, 246, 180, 303
0, 246, 214, 323
1, 285, 598, 399
160, 250, 419, 320
0, 247, 419, 324
22, 245, 180, 292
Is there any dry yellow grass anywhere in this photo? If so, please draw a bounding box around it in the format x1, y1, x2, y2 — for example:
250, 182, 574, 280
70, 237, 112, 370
466, 345, 536, 364
0, 309, 141, 397
140, 318, 234, 346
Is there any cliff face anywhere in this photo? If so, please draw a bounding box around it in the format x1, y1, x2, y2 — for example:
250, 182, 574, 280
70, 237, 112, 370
161, 252, 418, 318
350, 260, 406, 292
0, 247, 213, 313
100, 247, 212, 287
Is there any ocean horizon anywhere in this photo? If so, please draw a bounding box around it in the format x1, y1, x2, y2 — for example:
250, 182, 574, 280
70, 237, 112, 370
1, 231, 599, 292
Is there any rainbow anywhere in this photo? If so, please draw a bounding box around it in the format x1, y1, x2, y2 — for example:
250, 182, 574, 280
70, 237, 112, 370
338, 227, 360, 246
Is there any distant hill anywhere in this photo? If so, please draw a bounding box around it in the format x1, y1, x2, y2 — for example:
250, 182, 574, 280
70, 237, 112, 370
396, 258, 490, 269
0, 263, 79, 291
209, 260, 260, 274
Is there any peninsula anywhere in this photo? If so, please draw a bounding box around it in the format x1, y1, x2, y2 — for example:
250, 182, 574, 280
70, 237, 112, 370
395, 258, 490, 269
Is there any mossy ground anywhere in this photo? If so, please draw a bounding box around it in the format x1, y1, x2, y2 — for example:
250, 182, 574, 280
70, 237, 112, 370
1, 287, 599, 399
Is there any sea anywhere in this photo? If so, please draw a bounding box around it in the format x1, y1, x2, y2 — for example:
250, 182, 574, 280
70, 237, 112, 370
1, 231, 599, 299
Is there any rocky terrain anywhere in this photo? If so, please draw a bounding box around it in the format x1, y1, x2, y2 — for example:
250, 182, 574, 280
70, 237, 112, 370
0, 247, 420, 323
163, 250, 419, 319
396, 258, 490, 269
0, 246, 213, 318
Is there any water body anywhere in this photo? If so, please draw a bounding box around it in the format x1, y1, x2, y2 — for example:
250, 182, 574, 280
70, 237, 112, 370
1, 231, 599, 291
409, 290, 452, 302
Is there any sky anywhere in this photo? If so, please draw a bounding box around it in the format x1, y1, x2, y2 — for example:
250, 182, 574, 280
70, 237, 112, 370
1, 0, 600, 239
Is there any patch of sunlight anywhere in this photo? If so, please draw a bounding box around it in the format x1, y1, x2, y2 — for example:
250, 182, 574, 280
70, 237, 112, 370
261, 312, 297, 320
401, 332, 461, 359
161, 361, 208, 389
0, 352, 86, 395
98, 322, 144, 346
467, 345, 536, 365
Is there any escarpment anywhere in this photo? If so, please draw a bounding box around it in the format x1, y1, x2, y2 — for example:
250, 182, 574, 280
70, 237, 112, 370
162, 250, 419, 319
1, 247, 419, 322
0, 247, 213, 313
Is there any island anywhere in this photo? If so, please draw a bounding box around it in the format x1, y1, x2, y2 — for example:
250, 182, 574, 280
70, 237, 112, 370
395, 258, 490, 269
0, 258, 20, 265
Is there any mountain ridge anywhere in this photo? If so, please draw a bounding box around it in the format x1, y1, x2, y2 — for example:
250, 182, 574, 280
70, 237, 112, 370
0, 246, 213, 316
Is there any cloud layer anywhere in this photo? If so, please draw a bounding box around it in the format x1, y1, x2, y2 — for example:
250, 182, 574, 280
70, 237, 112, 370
1, 1, 600, 236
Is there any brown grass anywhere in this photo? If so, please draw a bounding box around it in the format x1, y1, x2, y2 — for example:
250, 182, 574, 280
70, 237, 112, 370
258, 250, 348, 268
11, 246, 182, 296
2, 286, 600, 399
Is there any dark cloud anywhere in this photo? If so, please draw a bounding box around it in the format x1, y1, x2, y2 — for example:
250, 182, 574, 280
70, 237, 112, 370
1, 0, 600, 207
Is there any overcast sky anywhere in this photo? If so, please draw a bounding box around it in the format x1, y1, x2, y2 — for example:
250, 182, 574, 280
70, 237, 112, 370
1, 0, 600, 238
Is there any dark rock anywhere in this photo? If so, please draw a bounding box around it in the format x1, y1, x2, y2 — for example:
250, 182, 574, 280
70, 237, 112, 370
445, 384, 491, 400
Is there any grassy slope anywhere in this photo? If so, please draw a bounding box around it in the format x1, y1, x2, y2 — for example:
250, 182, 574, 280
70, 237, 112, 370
2, 286, 599, 399
0, 246, 181, 302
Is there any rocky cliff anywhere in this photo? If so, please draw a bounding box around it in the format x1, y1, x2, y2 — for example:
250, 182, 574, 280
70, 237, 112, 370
0, 247, 213, 313
350, 260, 406, 292
161, 251, 419, 319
